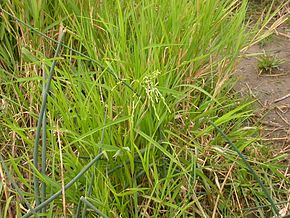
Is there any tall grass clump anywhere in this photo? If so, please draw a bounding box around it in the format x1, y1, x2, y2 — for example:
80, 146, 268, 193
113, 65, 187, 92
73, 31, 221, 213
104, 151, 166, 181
0, 0, 289, 217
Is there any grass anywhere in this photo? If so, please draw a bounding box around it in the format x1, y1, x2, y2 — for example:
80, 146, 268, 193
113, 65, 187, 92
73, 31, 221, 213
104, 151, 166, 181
0, 0, 289, 217
257, 53, 284, 74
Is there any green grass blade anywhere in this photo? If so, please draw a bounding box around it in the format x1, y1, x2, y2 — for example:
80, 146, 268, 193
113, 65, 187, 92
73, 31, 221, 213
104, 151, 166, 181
22, 152, 103, 218
0, 154, 37, 216
0, 7, 138, 96
209, 120, 279, 215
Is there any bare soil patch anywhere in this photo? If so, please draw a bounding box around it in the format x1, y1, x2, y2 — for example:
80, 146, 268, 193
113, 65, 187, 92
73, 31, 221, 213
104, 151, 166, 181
235, 24, 290, 146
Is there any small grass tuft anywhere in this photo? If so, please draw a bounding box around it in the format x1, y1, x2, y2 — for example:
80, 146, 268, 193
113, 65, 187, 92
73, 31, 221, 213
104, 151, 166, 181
257, 53, 284, 74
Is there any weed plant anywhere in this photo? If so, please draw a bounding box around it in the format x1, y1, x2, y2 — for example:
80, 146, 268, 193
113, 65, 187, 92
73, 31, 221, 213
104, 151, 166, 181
257, 53, 284, 74
0, 0, 289, 217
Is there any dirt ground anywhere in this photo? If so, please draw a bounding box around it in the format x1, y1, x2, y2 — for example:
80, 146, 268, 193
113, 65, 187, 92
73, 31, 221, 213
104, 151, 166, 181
235, 23, 290, 146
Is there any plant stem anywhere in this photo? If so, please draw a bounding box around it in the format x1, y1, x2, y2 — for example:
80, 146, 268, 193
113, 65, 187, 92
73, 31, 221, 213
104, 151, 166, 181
22, 152, 103, 218
80, 196, 108, 218
33, 29, 65, 207
41, 64, 47, 217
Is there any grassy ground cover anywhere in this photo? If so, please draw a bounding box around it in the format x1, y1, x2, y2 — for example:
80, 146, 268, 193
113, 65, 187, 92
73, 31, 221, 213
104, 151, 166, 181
0, 0, 289, 217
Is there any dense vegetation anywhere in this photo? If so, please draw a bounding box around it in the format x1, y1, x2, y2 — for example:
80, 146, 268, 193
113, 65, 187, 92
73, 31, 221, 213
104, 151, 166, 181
0, 0, 289, 217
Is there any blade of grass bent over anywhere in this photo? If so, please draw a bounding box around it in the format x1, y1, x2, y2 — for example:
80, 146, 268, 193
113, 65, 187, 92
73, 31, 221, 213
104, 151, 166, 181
33, 29, 65, 207
209, 120, 279, 216
22, 152, 104, 218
